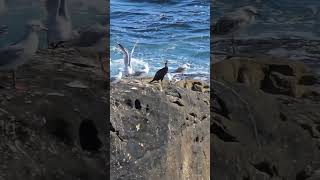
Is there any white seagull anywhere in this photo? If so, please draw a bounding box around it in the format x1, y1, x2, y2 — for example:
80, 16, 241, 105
117, 43, 136, 76
172, 63, 190, 80
46, 0, 73, 48
64, 23, 108, 79
111, 71, 122, 84
212, 6, 259, 54
133, 63, 149, 83
0, 20, 47, 88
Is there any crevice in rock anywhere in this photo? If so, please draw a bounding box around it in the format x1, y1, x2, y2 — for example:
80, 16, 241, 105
125, 99, 133, 108
135, 99, 142, 110
260, 70, 292, 96
252, 161, 278, 178
280, 112, 288, 121
299, 124, 318, 138
299, 75, 318, 85
237, 66, 249, 84
172, 100, 184, 106
194, 136, 199, 142
202, 115, 208, 120
189, 112, 197, 118
79, 119, 102, 152
269, 64, 294, 76
296, 169, 312, 180
146, 104, 150, 113
110, 121, 124, 142
211, 121, 238, 142
48, 118, 72, 145
242, 175, 250, 180
213, 96, 230, 119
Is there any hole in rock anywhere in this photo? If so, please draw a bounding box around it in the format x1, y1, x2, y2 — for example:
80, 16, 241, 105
49, 118, 72, 144
125, 99, 133, 108
252, 161, 278, 177
146, 104, 150, 113
194, 136, 199, 142
211, 122, 238, 142
79, 119, 102, 152
135, 99, 142, 110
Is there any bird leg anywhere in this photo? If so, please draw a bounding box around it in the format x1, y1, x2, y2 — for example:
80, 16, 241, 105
11, 70, 16, 88
231, 34, 236, 55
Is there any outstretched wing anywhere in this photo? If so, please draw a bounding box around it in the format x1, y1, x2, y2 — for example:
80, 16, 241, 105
129, 40, 139, 66
117, 43, 129, 66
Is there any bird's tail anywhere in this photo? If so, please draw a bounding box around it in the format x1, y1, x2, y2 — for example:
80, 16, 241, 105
149, 79, 155, 83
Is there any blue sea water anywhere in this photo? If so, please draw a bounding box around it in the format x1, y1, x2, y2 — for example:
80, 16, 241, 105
212, 0, 320, 39
110, 0, 210, 80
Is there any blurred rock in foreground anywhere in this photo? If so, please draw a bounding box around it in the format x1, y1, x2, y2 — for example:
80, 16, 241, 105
0, 48, 108, 180
211, 55, 320, 180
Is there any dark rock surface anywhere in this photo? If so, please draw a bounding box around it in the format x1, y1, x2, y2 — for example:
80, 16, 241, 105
0, 48, 109, 180
211, 56, 320, 180
110, 79, 210, 179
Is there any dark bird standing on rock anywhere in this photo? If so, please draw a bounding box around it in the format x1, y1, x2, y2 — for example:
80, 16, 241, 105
150, 60, 168, 84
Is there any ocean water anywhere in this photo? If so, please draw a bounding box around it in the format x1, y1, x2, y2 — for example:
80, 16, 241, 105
110, 0, 210, 80
0, 0, 105, 48
212, 0, 320, 39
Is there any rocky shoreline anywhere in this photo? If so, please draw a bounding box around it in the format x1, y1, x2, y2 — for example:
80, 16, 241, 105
110, 78, 210, 179
0, 47, 211, 180
211, 55, 320, 180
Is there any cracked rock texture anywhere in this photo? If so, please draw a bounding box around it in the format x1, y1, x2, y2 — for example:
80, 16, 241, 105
211, 56, 320, 180
110, 80, 210, 180
0, 48, 109, 180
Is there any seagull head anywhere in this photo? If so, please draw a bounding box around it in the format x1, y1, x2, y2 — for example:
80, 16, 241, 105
27, 20, 48, 31
242, 6, 259, 16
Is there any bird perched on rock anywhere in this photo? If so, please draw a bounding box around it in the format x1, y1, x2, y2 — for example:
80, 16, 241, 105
111, 71, 122, 84
0, 20, 47, 88
172, 63, 190, 79
133, 63, 149, 83
150, 60, 168, 85
212, 6, 259, 54
64, 23, 108, 79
